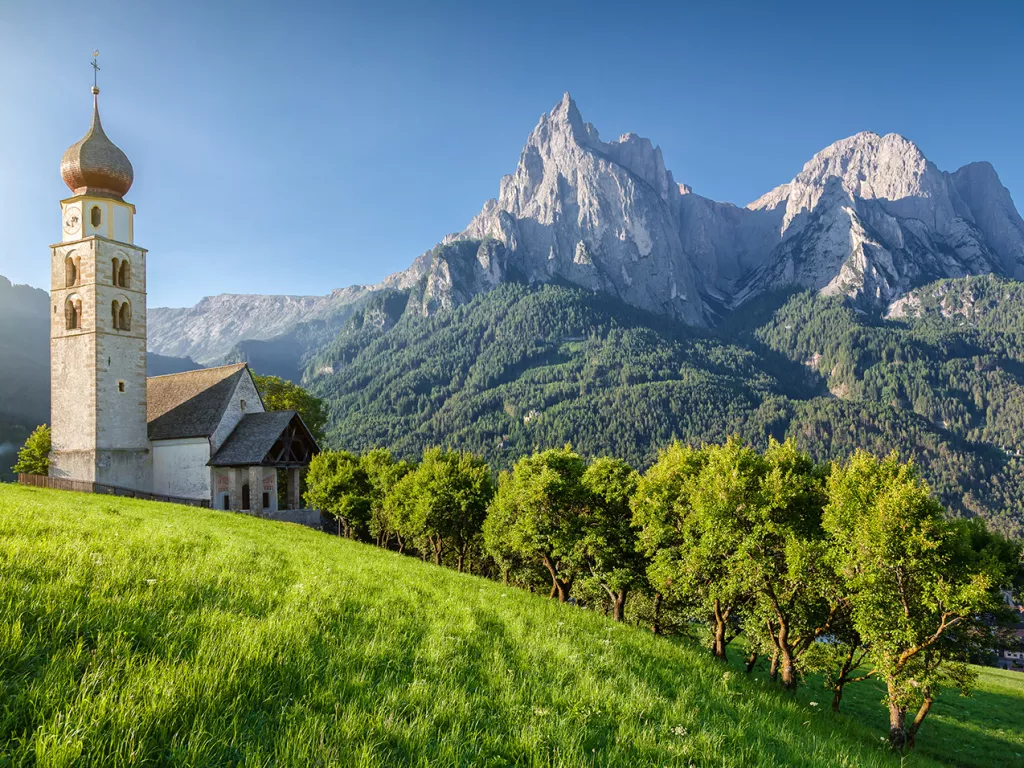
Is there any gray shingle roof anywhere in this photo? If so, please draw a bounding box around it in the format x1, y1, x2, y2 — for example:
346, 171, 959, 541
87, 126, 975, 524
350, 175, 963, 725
147, 363, 249, 441
208, 411, 300, 466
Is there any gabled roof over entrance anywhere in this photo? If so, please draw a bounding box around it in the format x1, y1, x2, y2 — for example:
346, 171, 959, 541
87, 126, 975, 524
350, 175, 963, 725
147, 363, 253, 441
208, 411, 320, 468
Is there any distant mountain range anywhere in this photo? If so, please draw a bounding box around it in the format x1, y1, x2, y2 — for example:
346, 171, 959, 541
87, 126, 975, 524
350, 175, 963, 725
147, 93, 1024, 364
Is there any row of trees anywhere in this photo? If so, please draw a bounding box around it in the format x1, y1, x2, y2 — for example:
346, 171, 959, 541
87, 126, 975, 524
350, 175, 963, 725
305, 437, 1023, 752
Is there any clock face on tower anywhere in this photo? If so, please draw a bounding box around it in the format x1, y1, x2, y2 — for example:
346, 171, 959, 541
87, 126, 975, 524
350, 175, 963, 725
63, 208, 81, 236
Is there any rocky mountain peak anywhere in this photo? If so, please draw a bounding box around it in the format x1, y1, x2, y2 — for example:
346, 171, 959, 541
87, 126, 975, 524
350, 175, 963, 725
148, 96, 1024, 362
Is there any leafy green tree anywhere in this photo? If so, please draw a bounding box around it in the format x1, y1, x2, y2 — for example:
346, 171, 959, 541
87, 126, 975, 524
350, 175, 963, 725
483, 446, 589, 602
824, 452, 1023, 750
381, 471, 419, 555
253, 373, 329, 443
12, 424, 50, 476
391, 449, 494, 571
303, 451, 371, 539
633, 441, 748, 660
733, 439, 836, 690
360, 448, 413, 547
578, 457, 642, 621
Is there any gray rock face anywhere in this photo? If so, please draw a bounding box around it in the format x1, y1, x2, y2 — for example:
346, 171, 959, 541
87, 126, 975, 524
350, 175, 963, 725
740, 132, 1024, 306
461, 93, 705, 324
148, 96, 1024, 362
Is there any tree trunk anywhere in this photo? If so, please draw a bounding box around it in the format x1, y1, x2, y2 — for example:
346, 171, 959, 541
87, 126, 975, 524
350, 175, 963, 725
554, 578, 572, 602
776, 621, 797, 689
744, 651, 758, 674
832, 645, 857, 712
887, 680, 908, 751
769, 650, 780, 681
888, 703, 908, 751
542, 556, 572, 602
611, 588, 627, 622
906, 692, 933, 750
429, 536, 443, 566
778, 647, 797, 689
711, 600, 729, 660
652, 593, 663, 635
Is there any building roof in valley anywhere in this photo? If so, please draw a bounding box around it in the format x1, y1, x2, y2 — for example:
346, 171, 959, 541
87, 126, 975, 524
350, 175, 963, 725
147, 363, 250, 441
209, 411, 318, 467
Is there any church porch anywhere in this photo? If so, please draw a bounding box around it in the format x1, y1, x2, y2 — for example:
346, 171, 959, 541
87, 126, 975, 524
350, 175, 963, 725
208, 411, 319, 519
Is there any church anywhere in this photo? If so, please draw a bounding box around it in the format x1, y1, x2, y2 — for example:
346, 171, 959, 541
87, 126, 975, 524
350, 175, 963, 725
47, 79, 319, 513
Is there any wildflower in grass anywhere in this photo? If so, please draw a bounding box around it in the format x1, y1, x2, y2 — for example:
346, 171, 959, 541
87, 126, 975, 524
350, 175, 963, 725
808, 701, 818, 707
670, 725, 687, 737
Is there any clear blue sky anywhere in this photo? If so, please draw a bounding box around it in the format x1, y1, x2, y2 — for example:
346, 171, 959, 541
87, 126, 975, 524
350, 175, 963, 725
1, 0, 1021, 308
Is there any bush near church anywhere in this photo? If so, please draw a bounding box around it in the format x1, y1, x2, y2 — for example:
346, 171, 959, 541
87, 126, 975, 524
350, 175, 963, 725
12, 424, 50, 476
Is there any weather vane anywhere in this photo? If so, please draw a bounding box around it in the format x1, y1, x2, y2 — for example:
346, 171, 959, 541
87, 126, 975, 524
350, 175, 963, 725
91, 50, 100, 90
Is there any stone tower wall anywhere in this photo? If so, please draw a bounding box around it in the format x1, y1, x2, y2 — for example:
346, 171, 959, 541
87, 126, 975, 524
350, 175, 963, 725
49, 217, 152, 490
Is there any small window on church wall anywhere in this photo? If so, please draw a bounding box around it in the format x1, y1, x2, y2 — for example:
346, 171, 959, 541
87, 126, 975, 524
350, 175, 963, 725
119, 301, 131, 332
240, 399, 247, 412
112, 258, 120, 287
65, 257, 77, 287
111, 300, 120, 329
91, 206, 102, 228
120, 260, 130, 289
118, 381, 126, 393
75, 299, 83, 329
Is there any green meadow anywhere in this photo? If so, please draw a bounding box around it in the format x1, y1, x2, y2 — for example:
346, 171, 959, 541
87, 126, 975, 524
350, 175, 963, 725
0, 484, 1021, 767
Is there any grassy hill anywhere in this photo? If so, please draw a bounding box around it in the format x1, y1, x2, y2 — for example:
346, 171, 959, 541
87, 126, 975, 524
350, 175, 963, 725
1, 486, 1022, 766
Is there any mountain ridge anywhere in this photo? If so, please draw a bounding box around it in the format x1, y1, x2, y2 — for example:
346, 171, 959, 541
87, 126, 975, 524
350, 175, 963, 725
147, 94, 1024, 363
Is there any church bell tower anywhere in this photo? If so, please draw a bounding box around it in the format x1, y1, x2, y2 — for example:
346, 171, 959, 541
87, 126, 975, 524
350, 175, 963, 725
49, 71, 151, 490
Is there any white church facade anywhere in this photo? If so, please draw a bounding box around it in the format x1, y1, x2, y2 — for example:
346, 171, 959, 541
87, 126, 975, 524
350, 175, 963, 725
47, 80, 319, 513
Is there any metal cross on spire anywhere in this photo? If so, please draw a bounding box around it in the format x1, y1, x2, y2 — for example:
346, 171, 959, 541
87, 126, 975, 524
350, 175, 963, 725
91, 50, 100, 90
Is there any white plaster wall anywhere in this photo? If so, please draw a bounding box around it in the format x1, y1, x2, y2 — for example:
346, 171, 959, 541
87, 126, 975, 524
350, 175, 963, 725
210, 371, 265, 453
112, 204, 131, 243
153, 438, 211, 500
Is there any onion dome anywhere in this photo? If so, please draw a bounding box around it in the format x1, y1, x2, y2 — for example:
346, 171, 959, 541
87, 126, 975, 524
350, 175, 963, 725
60, 87, 134, 199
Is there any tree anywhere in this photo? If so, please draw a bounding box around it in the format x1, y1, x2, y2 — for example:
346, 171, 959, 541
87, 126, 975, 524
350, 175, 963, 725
390, 449, 494, 571
12, 424, 50, 476
483, 446, 589, 602
303, 451, 371, 539
824, 452, 1022, 750
633, 441, 748, 660
360, 448, 412, 548
733, 439, 837, 690
578, 457, 643, 621
252, 373, 329, 444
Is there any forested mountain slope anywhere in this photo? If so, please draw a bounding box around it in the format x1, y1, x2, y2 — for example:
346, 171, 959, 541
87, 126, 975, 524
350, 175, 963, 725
305, 273, 1024, 537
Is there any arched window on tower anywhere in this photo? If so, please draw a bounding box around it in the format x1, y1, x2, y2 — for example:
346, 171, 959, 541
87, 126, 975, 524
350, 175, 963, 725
119, 301, 131, 332
65, 256, 78, 287
91, 205, 102, 228
112, 257, 120, 287
119, 260, 130, 289
111, 300, 120, 330
65, 296, 82, 330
